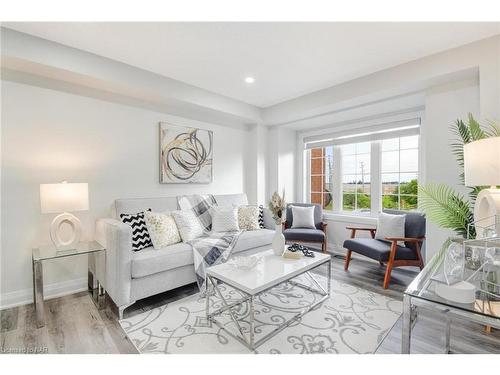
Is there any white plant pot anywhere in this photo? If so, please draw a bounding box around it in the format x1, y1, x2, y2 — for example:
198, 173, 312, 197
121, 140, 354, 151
272, 223, 285, 256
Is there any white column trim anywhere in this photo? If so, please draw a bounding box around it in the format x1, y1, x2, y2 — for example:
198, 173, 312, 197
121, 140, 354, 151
332, 146, 342, 212
370, 141, 382, 215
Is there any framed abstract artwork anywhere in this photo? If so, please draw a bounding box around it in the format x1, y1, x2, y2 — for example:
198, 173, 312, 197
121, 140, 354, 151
159, 122, 213, 184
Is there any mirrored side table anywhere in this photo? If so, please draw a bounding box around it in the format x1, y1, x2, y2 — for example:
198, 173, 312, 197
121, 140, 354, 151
32, 241, 106, 328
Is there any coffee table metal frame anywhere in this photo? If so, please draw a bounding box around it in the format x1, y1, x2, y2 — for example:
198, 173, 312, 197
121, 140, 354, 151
205, 256, 331, 351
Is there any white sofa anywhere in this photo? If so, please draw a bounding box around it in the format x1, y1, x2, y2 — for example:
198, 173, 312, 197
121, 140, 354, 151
95, 193, 274, 318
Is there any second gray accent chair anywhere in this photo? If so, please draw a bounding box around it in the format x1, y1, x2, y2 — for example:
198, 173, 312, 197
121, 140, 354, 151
283, 203, 328, 252
342, 210, 426, 289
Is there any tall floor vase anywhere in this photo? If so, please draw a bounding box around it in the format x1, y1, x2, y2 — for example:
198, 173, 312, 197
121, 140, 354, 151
272, 223, 286, 256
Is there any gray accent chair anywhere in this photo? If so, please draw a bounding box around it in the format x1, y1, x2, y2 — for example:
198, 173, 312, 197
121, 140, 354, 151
283, 203, 328, 252
342, 210, 426, 289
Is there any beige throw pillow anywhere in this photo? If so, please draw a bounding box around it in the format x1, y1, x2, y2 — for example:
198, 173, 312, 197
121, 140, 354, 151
238, 206, 260, 231
144, 211, 181, 249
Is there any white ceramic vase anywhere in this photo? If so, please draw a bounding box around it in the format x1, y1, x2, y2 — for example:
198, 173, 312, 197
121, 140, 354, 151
272, 223, 285, 256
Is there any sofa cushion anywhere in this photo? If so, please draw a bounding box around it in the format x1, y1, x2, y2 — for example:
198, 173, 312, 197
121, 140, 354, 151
132, 229, 274, 278
343, 238, 417, 262
233, 229, 274, 253
132, 243, 193, 278
284, 228, 325, 242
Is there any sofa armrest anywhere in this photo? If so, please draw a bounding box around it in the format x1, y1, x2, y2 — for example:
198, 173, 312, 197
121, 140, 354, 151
95, 218, 134, 308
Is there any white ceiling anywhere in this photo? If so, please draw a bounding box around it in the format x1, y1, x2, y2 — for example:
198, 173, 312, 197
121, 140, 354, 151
4, 22, 500, 108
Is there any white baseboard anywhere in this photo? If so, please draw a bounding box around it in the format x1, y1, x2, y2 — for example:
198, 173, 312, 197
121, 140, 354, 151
0, 277, 88, 310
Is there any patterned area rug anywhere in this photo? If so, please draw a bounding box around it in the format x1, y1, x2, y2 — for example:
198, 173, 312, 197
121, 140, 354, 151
120, 275, 402, 354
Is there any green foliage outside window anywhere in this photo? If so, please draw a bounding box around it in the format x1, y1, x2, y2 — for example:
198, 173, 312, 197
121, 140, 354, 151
382, 179, 418, 210
343, 190, 371, 211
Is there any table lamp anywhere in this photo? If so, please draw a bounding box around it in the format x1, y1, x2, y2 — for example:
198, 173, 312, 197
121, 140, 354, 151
464, 137, 500, 238
40, 181, 89, 250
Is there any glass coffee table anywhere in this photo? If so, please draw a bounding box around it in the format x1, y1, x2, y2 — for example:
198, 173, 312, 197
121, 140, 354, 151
402, 244, 500, 353
205, 249, 331, 351
32, 241, 106, 328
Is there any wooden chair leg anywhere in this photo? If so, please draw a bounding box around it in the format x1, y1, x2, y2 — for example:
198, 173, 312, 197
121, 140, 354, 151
383, 241, 398, 289
322, 241, 326, 253
383, 260, 393, 289
344, 250, 352, 271
415, 242, 425, 270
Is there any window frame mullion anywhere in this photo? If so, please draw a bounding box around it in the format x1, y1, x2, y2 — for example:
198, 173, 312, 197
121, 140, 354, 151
370, 141, 381, 216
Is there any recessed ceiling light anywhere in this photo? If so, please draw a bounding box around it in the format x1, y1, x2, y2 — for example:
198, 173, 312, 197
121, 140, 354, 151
244, 76, 255, 84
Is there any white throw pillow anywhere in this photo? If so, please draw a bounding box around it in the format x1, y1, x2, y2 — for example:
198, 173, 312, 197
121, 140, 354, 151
212, 206, 240, 232
375, 212, 406, 243
144, 211, 181, 249
171, 210, 205, 242
238, 205, 260, 231
291, 205, 316, 229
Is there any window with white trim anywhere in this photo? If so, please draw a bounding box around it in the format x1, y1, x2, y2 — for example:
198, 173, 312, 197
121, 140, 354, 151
304, 118, 420, 215
381, 135, 419, 210
340, 142, 371, 212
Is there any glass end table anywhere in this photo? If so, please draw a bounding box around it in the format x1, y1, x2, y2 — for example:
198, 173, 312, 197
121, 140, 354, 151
402, 241, 500, 354
32, 241, 106, 328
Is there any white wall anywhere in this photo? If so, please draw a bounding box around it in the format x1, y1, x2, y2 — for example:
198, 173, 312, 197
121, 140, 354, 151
0, 81, 250, 308
266, 127, 296, 202
245, 124, 268, 205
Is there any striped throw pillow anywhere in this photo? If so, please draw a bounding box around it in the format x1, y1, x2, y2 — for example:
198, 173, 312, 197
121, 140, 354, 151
119, 210, 153, 251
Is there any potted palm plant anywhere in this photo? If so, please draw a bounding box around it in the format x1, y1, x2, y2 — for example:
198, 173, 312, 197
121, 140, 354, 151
419, 114, 500, 260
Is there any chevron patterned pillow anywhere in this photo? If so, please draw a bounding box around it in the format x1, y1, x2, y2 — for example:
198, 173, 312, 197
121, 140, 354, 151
258, 205, 265, 229
119, 209, 153, 251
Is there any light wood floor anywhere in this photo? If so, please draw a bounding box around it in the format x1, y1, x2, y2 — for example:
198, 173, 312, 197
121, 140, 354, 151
1, 253, 499, 354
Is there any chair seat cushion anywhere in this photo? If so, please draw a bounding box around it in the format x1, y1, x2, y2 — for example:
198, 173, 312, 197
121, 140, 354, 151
284, 228, 325, 242
343, 238, 417, 262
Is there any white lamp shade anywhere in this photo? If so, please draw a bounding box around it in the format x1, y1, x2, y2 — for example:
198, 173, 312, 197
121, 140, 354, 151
40, 182, 89, 213
464, 137, 500, 187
